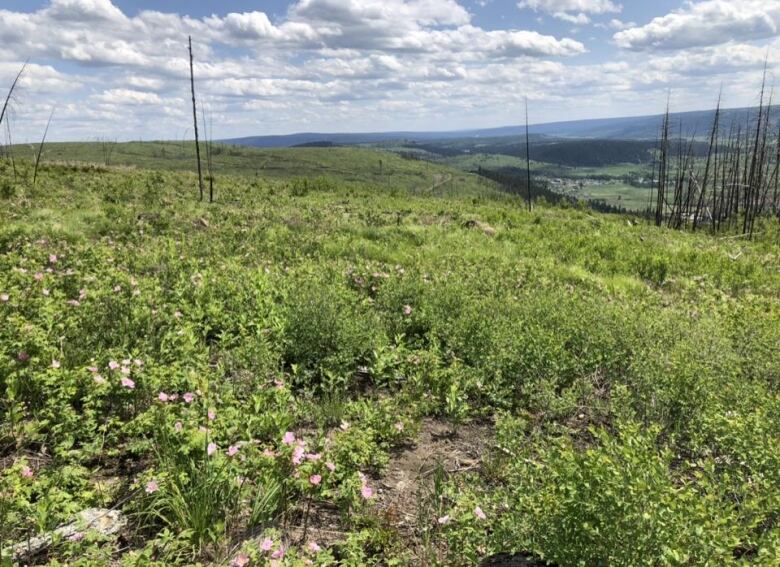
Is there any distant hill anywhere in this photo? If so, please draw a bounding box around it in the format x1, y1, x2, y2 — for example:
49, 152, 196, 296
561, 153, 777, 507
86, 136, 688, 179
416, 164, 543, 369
222, 105, 780, 148
406, 138, 713, 167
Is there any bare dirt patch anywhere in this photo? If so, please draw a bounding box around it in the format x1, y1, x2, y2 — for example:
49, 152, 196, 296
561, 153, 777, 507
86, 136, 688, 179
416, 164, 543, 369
374, 418, 492, 534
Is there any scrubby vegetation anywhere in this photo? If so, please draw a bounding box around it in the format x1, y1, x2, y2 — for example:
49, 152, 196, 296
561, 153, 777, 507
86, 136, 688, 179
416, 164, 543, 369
1, 150, 779, 566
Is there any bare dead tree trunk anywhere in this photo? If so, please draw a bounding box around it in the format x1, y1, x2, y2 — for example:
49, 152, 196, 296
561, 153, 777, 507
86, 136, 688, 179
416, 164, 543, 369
0, 61, 26, 130
189, 36, 204, 201
694, 97, 720, 231
201, 107, 214, 203
33, 108, 54, 188
656, 101, 670, 227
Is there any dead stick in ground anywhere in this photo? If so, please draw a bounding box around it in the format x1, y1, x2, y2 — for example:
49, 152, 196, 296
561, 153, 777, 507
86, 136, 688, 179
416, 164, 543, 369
188, 36, 204, 201
0, 61, 26, 130
32, 107, 54, 188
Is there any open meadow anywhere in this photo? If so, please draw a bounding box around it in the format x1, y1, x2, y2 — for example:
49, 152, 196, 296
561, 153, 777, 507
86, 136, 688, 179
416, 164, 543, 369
1, 148, 779, 565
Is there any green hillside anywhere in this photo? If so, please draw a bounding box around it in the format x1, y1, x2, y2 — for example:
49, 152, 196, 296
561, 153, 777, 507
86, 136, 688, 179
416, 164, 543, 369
10, 141, 494, 197
1, 150, 779, 566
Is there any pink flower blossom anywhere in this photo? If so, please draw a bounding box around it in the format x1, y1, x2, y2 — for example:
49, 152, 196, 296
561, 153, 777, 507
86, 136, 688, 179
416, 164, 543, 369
271, 547, 285, 560
231, 553, 250, 567
0, 293, 9, 303
292, 446, 305, 465
133, 358, 143, 367
309, 474, 322, 486
108, 361, 119, 370
403, 304, 412, 316
121, 366, 131, 375
93, 374, 106, 385
326, 461, 336, 472
49, 254, 57, 264
260, 537, 274, 552
51, 359, 61, 369
17, 351, 29, 362
262, 448, 276, 458
67, 300, 80, 307
437, 515, 450, 525
68, 531, 84, 542
474, 506, 486, 520
207, 409, 216, 421
174, 310, 183, 319
282, 431, 296, 445
78, 289, 87, 300
308, 541, 321, 553
183, 392, 195, 403
306, 452, 322, 461
145, 480, 159, 494
34, 272, 44, 281
21, 466, 34, 478
87, 366, 98, 373
207, 442, 217, 456
227, 445, 239, 457
121, 377, 135, 389
174, 421, 183, 432
361, 484, 374, 499
113, 285, 122, 293
158, 392, 169, 402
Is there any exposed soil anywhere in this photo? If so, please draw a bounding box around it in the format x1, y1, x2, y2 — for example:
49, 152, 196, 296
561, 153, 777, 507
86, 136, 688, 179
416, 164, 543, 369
374, 418, 492, 524
480, 553, 553, 567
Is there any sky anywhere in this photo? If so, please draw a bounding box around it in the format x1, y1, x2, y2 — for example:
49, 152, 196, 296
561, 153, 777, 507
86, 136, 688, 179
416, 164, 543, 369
0, 0, 779, 141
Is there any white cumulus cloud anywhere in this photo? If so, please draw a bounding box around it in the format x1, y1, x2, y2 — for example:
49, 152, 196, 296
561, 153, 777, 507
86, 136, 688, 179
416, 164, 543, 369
614, 0, 780, 51
518, 0, 621, 16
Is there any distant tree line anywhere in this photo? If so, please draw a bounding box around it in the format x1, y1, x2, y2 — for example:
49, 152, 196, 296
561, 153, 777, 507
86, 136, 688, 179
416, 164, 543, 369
405, 139, 713, 168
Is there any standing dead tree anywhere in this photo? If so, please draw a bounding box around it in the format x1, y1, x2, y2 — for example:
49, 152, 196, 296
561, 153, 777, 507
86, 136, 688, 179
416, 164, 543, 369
201, 108, 215, 203
0, 62, 26, 131
1, 62, 26, 176
188, 36, 204, 201
654, 79, 780, 237
33, 107, 54, 188
655, 101, 670, 227
99, 137, 116, 166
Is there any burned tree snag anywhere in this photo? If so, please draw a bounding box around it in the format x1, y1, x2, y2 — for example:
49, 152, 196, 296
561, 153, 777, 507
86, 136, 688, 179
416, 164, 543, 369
189, 36, 204, 201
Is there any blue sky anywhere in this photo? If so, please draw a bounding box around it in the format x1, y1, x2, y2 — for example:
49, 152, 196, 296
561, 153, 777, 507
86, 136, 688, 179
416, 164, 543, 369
1, 0, 778, 141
